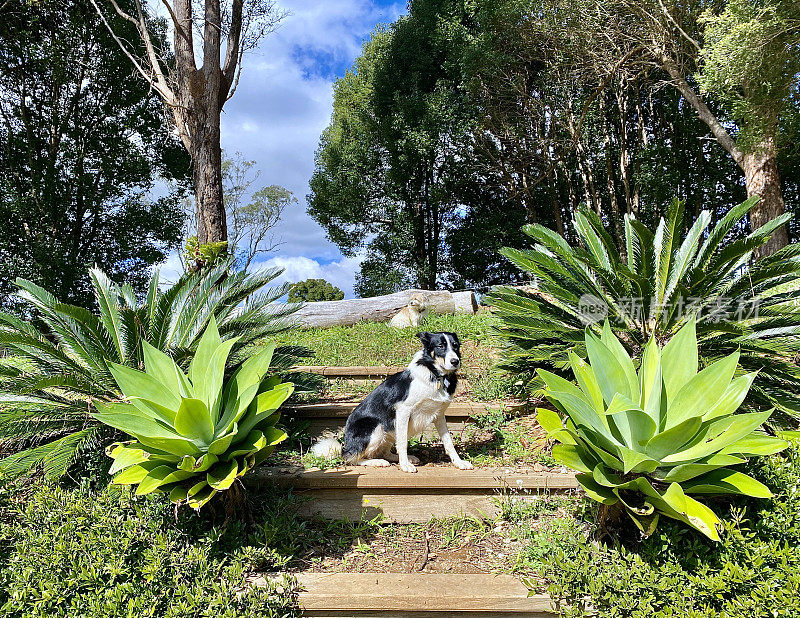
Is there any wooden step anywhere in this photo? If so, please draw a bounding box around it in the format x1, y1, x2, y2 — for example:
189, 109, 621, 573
284, 401, 524, 439
295, 365, 406, 378
246, 465, 578, 523
251, 572, 556, 617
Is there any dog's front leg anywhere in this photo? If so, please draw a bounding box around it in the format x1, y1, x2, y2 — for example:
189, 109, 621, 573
394, 404, 417, 473
434, 412, 473, 470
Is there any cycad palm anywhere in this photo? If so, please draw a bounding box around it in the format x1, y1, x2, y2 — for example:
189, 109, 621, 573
0, 260, 309, 478
490, 198, 800, 425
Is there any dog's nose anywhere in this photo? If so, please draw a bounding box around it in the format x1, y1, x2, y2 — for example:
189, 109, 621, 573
451, 358, 460, 367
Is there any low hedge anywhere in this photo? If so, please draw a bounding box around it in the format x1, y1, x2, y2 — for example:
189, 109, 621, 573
537, 444, 800, 617
0, 483, 299, 618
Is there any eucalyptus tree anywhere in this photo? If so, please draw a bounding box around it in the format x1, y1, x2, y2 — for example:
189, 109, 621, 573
90, 0, 286, 252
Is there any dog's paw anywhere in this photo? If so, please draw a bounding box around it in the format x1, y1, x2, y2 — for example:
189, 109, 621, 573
400, 461, 418, 473
455, 460, 473, 470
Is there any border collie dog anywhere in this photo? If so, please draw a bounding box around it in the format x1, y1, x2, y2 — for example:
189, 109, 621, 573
312, 332, 473, 473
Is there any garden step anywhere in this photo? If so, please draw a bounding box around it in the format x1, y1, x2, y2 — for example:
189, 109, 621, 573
246, 465, 578, 523
284, 401, 525, 439
252, 572, 556, 617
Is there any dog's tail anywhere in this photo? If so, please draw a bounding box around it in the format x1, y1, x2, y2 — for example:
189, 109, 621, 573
310, 430, 343, 460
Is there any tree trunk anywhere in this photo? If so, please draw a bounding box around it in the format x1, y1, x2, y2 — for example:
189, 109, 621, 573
190, 116, 227, 245
744, 136, 788, 259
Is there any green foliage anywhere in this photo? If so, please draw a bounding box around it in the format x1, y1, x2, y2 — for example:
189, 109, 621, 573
539, 319, 788, 540
0, 0, 190, 310
0, 260, 308, 480
697, 0, 800, 146
287, 278, 345, 303
184, 236, 229, 269
534, 445, 800, 617
0, 482, 300, 617
490, 198, 800, 424
92, 318, 292, 509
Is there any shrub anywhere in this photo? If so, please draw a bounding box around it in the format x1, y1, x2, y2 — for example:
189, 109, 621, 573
0, 481, 300, 617
538, 319, 788, 539
287, 278, 345, 302
533, 444, 800, 618
0, 260, 313, 479
490, 198, 800, 425
93, 318, 292, 508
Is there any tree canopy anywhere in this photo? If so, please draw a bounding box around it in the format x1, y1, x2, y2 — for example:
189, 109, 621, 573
288, 279, 345, 303
0, 0, 190, 309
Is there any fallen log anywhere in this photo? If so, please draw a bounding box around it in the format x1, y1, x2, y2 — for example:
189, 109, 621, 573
292, 289, 477, 328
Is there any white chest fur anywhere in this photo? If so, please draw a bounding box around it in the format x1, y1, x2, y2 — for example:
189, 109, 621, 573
400, 354, 453, 437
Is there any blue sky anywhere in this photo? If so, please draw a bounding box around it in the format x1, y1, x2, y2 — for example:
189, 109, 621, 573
158, 0, 407, 296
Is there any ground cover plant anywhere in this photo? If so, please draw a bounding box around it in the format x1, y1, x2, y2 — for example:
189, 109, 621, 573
0, 481, 300, 618
92, 318, 292, 509
0, 261, 310, 480
539, 319, 788, 539
527, 442, 800, 618
490, 198, 800, 425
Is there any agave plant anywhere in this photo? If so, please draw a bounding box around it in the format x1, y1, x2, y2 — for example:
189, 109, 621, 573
0, 259, 313, 479
92, 318, 291, 508
490, 198, 800, 425
539, 319, 788, 540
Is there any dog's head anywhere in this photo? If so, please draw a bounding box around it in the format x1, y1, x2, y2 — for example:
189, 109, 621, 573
417, 331, 461, 373
408, 293, 428, 313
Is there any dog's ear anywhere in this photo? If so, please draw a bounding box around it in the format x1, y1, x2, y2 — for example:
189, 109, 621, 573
416, 331, 432, 347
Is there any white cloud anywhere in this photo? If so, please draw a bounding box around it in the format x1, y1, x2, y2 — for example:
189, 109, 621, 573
154, 0, 405, 292
255, 254, 364, 298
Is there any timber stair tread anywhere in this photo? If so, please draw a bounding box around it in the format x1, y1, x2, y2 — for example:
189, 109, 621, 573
249, 465, 576, 490
253, 572, 556, 616
285, 401, 522, 418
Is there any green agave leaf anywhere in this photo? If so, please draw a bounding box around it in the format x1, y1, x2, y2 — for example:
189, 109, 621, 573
107, 442, 179, 474
219, 343, 277, 423
607, 394, 656, 448
720, 434, 789, 457
663, 411, 773, 464
169, 486, 189, 503
613, 445, 659, 474
701, 372, 757, 422
262, 426, 288, 447
207, 460, 238, 490
551, 443, 598, 474
568, 351, 604, 413
661, 318, 698, 404
777, 430, 800, 440
537, 408, 563, 434
601, 321, 639, 402
113, 461, 163, 485
666, 351, 739, 429
178, 453, 218, 472
237, 385, 293, 436
135, 434, 202, 457
645, 417, 702, 461
639, 337, 661, 416
200, 337, 240, 423
253, 445, 277, 466
92, 401, 179, 440
107, 361, 180, 418
141, 341, 193, 399
681, 469, 773, 498
187, 485, 217, 509
188, 316, 222, 385
574, 426, 625, 469
658, 454, 745, 483
208, 426, 237, 455
660, 483, 721, 541
575, 473, 619, 504
585, 330, 632, 404
624, 509, 660, 537
216, 384, 260, 438
135, 466, 194, 496
174, 398, 214, 444
225, 430, 267, 459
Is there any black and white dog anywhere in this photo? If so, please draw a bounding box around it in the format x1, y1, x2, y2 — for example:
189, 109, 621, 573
311, 331, 473, 473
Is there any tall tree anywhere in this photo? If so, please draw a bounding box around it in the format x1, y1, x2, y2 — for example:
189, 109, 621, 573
90, 0, 285, 250
577, 0, 800, 256
0, 0, 189, 309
